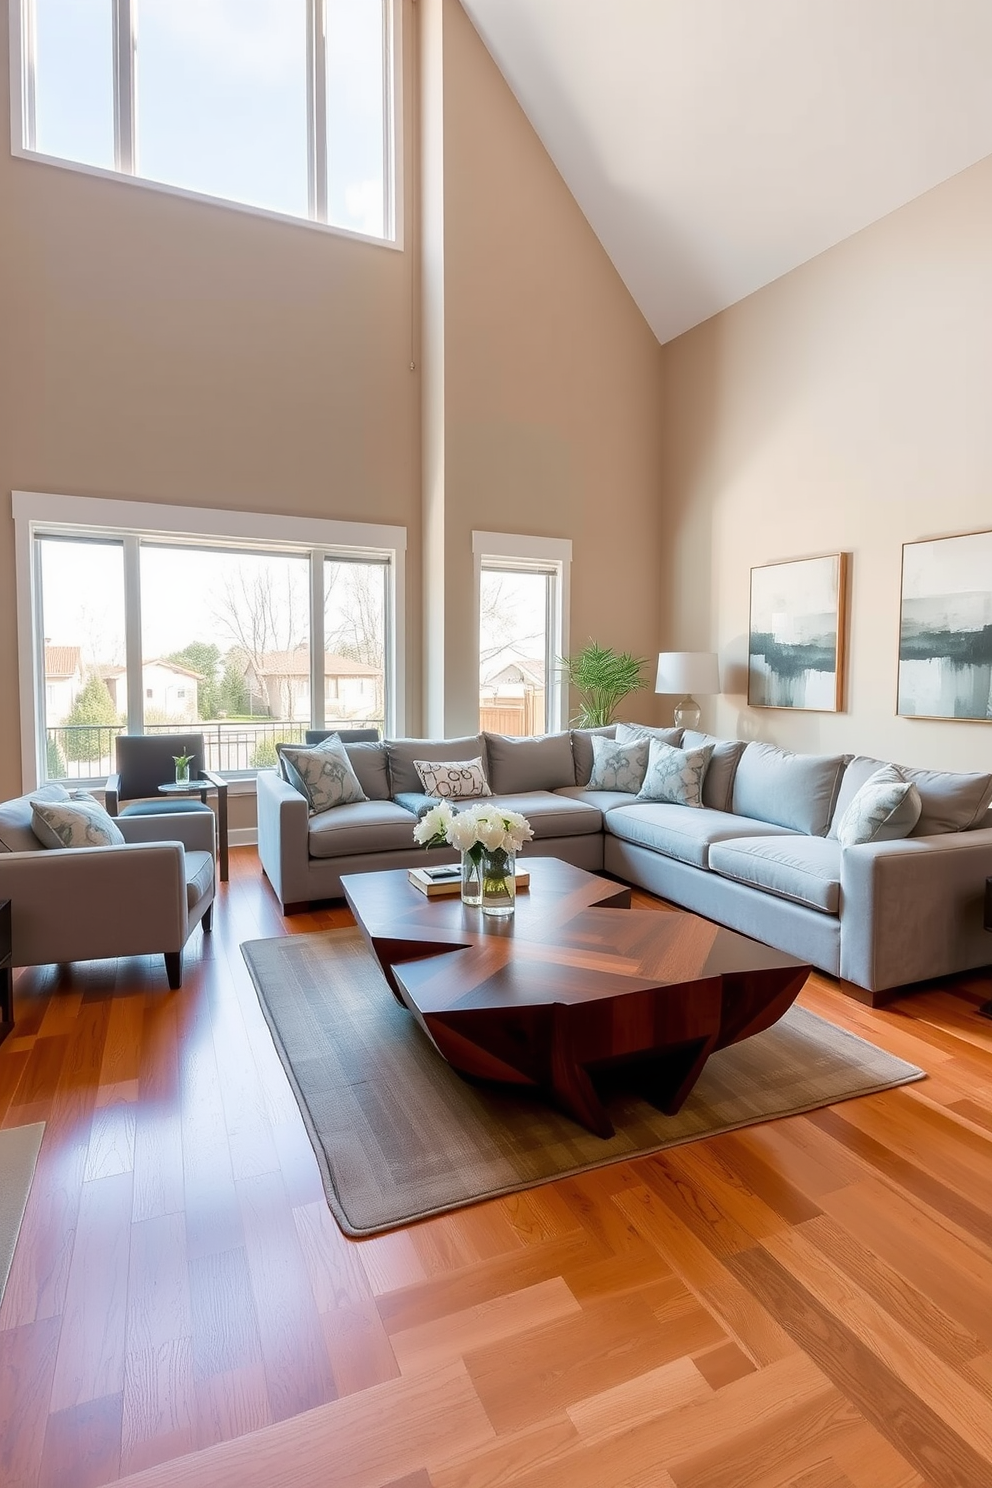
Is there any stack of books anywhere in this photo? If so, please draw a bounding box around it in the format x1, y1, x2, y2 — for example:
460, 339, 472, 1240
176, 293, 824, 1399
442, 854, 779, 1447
408, 865, 531, 898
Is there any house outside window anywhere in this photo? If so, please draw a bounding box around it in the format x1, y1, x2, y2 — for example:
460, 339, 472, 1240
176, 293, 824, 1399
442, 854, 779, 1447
15, 493, 405, 786
473, 532, 572, 737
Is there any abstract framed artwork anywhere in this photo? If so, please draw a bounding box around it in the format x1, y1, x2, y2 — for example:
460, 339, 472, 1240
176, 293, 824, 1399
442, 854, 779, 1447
897, 528, 992, 721
748, 553, 847, 711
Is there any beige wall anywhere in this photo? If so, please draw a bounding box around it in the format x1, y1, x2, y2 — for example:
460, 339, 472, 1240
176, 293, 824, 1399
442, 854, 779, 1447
0, 5, 421, 804
0, 0, 667, 813
660, 155, 992, 772
430, 0, 667, 737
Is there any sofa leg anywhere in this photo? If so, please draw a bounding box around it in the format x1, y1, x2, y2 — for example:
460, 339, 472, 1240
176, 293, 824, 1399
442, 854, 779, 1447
202, 903, 213, 934
282, 902, 310, 916
165, 951, 183, 990
837, 978, 900, 1009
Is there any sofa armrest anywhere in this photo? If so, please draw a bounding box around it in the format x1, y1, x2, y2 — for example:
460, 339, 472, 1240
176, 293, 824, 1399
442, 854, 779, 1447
118, 812, 216, 854
256, 769, 311, 908
105, 773, 121, 815
840, 827, 992, 992
0, 842, 189, 968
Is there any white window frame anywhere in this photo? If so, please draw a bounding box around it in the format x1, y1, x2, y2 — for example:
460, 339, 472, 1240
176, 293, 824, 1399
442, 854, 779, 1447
13, 490, 406, 791
9, 0, 402, 248
472, 531, 572, 735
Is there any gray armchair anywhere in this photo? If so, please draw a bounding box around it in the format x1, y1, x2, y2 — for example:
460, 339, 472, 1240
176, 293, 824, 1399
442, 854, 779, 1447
0, 791, 215, 990
105, 732, 229, 880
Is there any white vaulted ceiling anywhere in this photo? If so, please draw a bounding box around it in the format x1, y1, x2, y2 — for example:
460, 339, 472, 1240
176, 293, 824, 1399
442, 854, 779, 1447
460, 0, 992, 343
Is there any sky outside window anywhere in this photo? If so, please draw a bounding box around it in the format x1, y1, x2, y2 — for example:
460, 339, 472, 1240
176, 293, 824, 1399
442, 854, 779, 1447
326, 0, 386, 237
135, 0, 309, 217
34, 0, 115, 169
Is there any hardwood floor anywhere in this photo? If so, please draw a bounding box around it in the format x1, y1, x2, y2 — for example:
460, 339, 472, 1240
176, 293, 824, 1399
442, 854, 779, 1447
2, 846, 992, 1487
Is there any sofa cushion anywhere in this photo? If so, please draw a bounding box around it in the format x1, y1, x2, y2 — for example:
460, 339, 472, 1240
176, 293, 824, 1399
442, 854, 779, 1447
902, 764, 992, 836
835, 766, 922, 847
308, 800, 427, 859
485, 732, 575, 794
386, 735, 486, 795
615, 722, 684, 748
342, 740, 391, 801
636, 740, 714, 808
588, 736, 650, 793
709, 836, 842, 915
606, 802, 798, 870
681, 731, 747, 813
0, 784, 73, 852
554, 786, 640, 813
414, 757, 491, 799
31, 797, 126, 849
184, 849, 215, 910
829, 754, 992, 837
732, 742, 846, 836
281, 736, 368, 815
570, 726, 617, 787
485, 792, 604, 838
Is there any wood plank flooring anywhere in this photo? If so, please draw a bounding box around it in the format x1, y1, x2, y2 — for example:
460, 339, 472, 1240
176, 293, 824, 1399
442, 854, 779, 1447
2, 847, 992, 1487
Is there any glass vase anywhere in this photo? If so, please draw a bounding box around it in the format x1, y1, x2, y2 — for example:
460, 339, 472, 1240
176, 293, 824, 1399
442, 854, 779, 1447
174, 759, 191, 786
481, 846, 516, 918
461, 848, 483, 907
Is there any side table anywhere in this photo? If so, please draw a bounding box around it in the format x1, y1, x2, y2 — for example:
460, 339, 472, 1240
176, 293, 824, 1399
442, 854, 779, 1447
0, 899, 12, 1044
981, 877, 992, 1020
158, 779, 229, 881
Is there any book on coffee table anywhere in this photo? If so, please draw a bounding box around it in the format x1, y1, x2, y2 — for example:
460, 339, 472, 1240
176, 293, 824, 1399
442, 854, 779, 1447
407, 865, 531, 898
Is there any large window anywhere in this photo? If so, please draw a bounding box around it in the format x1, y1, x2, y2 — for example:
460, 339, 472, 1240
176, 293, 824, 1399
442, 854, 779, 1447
473, 532, 571, 737
15, 494, 405, 787
14, 0, 397, 241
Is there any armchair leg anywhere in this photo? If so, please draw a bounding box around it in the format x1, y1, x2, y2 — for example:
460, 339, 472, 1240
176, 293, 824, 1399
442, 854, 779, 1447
165, 951, 183, 990
202, 904, 213, 934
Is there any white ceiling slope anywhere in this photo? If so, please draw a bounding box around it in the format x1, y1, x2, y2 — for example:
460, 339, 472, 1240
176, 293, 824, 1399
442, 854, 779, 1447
461, 0, 992, 344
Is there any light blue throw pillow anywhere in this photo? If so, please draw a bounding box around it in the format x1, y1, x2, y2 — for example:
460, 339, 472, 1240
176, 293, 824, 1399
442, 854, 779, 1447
31, 797, 125, 849
588, 735, 650, 793
637, 740, 714, 809
836, 765, 922, 847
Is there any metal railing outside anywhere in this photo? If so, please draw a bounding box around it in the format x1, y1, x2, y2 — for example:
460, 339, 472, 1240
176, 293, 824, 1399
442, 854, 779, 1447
45, 718, 385, 783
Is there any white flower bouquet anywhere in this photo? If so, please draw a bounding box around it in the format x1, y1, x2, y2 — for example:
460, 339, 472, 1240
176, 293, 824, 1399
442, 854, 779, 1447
413, 800, 534, 913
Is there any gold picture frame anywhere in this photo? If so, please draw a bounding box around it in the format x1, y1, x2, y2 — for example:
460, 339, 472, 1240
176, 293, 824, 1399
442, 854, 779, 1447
747, 553, 848, 712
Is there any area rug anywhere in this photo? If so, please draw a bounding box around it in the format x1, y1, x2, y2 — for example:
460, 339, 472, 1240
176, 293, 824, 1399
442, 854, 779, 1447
241, 929, 925, 1237
0, 1122, 45, 1306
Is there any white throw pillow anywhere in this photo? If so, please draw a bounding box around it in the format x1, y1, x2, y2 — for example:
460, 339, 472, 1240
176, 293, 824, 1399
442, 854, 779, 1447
637, 740, 714, 808
836, 765, 922, 847
280, 735, 368, 816
587, 735, 650, 793
414, 757, 491, 799
31, 797, 125, 849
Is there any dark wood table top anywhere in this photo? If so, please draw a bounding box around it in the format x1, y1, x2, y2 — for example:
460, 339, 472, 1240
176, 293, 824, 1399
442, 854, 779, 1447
343, 857, 807, 1027
343, 859, 811, 1137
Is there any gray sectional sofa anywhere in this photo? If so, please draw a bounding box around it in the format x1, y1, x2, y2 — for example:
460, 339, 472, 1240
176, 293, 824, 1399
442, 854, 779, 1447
255, 726, 992, 1003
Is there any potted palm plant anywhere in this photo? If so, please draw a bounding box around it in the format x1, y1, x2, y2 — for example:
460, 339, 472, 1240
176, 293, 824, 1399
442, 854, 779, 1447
559, 642, 648, 727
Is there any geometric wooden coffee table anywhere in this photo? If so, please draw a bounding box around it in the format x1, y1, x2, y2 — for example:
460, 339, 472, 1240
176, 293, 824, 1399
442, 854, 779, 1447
343, 858, 811, 1138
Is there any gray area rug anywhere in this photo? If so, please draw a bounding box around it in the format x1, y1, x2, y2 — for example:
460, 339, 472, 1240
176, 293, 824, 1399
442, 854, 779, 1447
0, 1122, 45, 1305
241, 928, 925, 1237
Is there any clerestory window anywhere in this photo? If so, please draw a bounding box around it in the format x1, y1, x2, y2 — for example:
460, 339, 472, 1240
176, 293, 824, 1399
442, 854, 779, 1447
12, 0, 398, 242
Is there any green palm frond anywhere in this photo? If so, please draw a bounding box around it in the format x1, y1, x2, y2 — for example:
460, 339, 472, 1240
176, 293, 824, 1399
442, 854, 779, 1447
558, 642, 648, 727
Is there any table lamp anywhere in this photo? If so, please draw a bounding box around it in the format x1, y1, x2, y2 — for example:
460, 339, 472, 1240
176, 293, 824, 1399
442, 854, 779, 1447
655, 652, 720, 730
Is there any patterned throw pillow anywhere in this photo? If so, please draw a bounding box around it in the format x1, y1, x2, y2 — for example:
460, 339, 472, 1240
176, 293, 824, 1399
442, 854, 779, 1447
637, 740, 715, 808
31, 797, 126, 849
280, 735, 368, 816
587, 735, 650, 793
414, 758, 491, 800
837, 765, 922, 847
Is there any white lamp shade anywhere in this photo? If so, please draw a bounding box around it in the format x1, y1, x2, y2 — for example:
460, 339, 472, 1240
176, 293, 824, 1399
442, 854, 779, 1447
655, 651, 721, 695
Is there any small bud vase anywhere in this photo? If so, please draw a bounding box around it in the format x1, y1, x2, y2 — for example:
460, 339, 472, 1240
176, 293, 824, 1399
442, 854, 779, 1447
481, 846, 516, 918
174, 759, 191, 785
460, 849, 483, 907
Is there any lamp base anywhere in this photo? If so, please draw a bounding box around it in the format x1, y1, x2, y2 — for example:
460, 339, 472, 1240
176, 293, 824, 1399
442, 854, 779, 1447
673, 695, 701, 731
